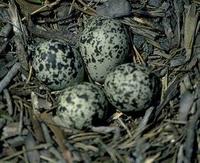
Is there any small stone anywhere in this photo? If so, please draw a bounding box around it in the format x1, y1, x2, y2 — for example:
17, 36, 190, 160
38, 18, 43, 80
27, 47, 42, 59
96, 0, 132, 18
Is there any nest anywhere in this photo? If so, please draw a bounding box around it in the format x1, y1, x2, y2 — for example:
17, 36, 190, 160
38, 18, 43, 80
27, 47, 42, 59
0, 0, 200, 162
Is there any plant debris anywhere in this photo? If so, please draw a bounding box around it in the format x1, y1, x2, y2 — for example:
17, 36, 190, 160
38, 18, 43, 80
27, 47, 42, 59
0, 0, 200, 162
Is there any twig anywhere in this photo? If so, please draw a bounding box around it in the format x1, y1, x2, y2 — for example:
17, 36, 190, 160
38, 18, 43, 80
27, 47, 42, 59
0, 39, 9, 55
77, 0, 96, 13
132, 45, 145, 64
27, 23, 77, 45
22, 146, 29, 163
40, 113, 73, 163
41, 123, 64, 160
25, 133, 41, 162
91, 126, 120, 142
72, 2, 96, 16
40, 155, 57, 163
135, 107, 155, 137
68, 0, 76, 15
26, 65, 32, 84
177, 98, 200, 162
0, 62, 21, 93
0, 3, 8, 7
21, 0, 61, 21
18, 108, 23, 134
0, 143, 52, 161
117, 117, 132, 138
3, 89, 13, 115
184, 4, 198, 61
8, 0, 29, 70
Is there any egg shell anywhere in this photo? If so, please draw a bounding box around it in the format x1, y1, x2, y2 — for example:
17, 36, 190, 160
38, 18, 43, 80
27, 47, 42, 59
54, 82, 108, 129
104, 63, 159, 112
32, 40, 84, 90
79, 16, 129, 83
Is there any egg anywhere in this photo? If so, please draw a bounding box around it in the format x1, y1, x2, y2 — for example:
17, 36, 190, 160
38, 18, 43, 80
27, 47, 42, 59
54, 82, 108, 129
104, 63, 160, 112
79, 16, 129, 83
32, 40, 84, 90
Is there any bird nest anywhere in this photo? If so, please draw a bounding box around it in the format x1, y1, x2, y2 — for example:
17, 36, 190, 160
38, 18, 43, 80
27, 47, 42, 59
0, 0, 200, 162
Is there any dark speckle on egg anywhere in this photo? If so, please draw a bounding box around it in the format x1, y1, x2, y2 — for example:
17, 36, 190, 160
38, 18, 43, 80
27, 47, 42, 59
32, 40, 84, 90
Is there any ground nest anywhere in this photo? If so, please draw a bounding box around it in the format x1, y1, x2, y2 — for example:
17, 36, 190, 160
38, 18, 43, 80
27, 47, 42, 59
0, 0, 200, 162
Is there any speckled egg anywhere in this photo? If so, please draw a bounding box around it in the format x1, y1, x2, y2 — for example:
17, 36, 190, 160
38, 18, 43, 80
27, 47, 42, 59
104, 63, 160, 112
54, 82, 108, 129
32, 40, 84, 90
79, 16, 129, 83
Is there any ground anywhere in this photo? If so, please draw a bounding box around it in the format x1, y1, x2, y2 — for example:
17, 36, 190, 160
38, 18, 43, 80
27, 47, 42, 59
0, 0, 200, 162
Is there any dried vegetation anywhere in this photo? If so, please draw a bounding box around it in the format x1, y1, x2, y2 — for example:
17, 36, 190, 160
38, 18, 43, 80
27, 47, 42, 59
0, 0, 200, 162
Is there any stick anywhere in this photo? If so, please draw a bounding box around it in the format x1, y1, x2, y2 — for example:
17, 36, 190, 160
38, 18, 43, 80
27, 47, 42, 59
0, 62, 21, 93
